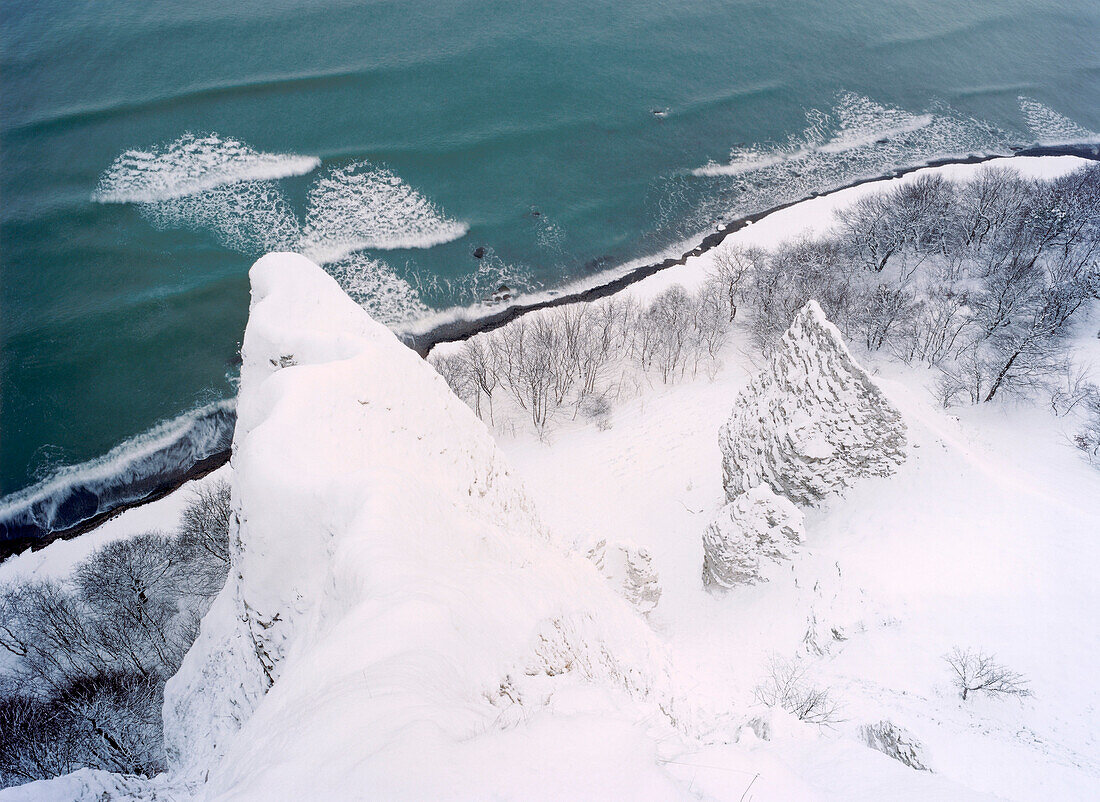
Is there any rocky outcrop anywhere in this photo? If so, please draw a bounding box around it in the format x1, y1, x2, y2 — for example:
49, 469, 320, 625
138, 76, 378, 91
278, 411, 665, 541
861, 721, 931, 771
702, 484, 805, 589
720, 301, 906, 506
587, 539, 662, 614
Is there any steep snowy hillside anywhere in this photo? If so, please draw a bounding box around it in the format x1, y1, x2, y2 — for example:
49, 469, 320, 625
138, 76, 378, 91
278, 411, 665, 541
159, 254, 679, 800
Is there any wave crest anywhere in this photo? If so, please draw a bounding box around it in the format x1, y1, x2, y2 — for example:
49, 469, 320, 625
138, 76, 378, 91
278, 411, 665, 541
1018, 97, 1100, 146
299, 161, 468, 263
0, 400, 235, 545
93, 133, 320, 204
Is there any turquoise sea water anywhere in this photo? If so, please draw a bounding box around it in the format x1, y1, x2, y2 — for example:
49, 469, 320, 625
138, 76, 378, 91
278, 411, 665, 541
2, 0, 1099, 514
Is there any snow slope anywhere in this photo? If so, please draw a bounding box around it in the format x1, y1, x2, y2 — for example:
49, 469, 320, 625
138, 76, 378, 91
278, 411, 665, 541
160, 254, 679, 800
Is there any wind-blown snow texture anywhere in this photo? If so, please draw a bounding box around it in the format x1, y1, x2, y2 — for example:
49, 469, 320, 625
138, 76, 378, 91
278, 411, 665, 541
161, 254, 673, 800
720, 301, 907, 506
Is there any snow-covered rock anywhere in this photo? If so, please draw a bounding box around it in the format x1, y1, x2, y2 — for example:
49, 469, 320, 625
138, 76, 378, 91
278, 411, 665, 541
586, 538, 662, 614
0, 769, 187, 802
701, 484, 804, 589
720, 300, 906, 505
860, 721, 930, 771
161, 254, 675, 800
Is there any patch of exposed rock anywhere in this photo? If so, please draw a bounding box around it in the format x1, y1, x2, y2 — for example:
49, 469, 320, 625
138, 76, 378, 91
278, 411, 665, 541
720, 300, 906, 507
702, 484, 804, 589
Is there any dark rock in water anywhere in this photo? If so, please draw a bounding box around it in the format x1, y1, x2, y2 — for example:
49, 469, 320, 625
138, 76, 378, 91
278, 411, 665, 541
487, 284, 513, 303
473, 246, 486, 259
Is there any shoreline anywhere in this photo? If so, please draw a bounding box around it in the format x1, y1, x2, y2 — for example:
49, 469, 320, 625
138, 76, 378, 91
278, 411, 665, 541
404, 143, 1100, 355
4, 142, 1097, 560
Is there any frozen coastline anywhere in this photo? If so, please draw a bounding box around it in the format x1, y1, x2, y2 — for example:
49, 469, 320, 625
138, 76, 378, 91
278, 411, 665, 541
2, 144, 1097, 558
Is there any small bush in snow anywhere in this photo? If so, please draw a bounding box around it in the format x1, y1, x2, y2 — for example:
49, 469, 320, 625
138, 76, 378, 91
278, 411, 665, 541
1074, 392, 1100, 466
945, 647, 1031, 701
753, 655, 840, 725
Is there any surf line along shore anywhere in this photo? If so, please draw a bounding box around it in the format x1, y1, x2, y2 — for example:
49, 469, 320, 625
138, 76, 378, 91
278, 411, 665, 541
3, 143, 1097, 559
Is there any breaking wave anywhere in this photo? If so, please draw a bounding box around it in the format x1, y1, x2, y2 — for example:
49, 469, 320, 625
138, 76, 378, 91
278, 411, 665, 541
1018, 97, 1100, 146
92, 133, 320, 203
299, 161, 468, 263
657, 92, 1014, 244
0, 400, 236, 546
693, 93, 1004, 180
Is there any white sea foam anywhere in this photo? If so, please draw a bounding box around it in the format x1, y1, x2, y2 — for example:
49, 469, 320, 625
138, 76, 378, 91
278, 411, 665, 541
0, 400, 235, 538
694, 93, 997, 179
672, 92, 1023, 249
140, 180, 303, 255
1018, 97, 1100, 145
93, 133, 320, 203
323, 253, 428, 325
299, 161, 468, 263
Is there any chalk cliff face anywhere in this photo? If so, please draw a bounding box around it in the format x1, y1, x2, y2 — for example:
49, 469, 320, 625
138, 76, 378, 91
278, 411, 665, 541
719, 301, 907, 507
162, 254, 673, 800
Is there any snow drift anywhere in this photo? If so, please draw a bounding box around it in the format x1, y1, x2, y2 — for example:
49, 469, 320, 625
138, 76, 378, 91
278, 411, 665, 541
720, 301, 907, 506
161, 253, 674, 800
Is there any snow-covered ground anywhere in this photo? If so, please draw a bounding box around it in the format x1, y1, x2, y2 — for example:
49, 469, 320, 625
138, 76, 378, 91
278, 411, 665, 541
3, 155, 1098, 801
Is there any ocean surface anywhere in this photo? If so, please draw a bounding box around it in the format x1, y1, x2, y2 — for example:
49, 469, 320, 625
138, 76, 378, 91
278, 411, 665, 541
2, 0, 1099, 535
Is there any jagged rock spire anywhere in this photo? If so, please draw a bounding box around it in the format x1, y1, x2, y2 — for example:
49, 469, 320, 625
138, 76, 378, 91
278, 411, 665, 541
720, 301, 906, 506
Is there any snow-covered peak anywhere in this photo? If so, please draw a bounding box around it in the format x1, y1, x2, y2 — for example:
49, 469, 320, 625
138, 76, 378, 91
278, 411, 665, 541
162, 254, 673, 799
720, 301, 907, 505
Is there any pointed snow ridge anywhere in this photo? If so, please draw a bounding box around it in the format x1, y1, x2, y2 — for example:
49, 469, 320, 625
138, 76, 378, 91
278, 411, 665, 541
720, 300, 906, 506
162, 253, 671, 799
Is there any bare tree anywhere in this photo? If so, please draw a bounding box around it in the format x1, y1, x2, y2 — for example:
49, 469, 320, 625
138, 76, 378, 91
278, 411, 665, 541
709, 246, 759, 321
753, 655, 840, 725
177, 479, 232, 566
644, 285, 694, 383
459, 337, 500, 424
945, 648, 1031, 701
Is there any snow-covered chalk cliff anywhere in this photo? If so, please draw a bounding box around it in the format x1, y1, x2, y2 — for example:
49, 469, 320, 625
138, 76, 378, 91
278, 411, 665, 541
160, 254, 675, 800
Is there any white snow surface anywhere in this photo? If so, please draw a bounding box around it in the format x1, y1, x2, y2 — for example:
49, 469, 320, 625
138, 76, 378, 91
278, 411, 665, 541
160, 254, 674, 800
6, 155, 1098, 801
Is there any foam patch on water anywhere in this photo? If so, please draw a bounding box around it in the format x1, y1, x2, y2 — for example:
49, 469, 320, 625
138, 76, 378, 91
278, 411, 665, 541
93, 133, 320, 204
405, 248, 536, 308
1018, 97, 1100, 145
324, 253, 429, 325
0, 400, 235, 542
299, 161, 468, 263
140, 180, 303, 255
694, 93, 997, 179
668, 92, 1019, 243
